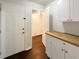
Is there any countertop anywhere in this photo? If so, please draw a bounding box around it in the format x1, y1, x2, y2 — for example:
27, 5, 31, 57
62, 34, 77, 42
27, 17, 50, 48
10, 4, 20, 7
46, 32, 79, 47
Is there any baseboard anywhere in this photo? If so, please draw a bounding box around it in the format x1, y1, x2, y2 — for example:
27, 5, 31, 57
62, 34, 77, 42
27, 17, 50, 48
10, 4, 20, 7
25, 47, 32, 51
32, 34, 42, 38
4, 49, 32, 59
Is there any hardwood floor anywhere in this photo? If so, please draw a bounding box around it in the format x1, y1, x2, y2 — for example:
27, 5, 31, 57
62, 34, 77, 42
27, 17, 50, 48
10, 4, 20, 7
5, 35, 49, 59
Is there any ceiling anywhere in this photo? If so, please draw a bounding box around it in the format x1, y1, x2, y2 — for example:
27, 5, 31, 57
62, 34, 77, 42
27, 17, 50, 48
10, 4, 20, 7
1, 0, 55, 5
29, 0, 55, 5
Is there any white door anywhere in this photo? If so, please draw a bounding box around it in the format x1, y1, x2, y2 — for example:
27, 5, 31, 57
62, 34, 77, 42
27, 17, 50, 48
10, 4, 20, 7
24, 17, 32, 50
16, 6, 26, 53
3, 4, 31, 57
15, 6, 32, 53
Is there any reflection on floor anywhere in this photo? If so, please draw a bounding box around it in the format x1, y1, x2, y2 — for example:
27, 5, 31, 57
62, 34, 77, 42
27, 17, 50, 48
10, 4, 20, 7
5, 35, 49, 59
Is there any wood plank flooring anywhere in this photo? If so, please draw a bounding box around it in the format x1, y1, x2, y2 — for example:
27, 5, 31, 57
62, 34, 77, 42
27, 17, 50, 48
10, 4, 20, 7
5, 35, 49, 59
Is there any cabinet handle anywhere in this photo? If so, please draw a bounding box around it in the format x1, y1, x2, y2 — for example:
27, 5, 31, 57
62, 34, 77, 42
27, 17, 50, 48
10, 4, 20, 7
22, 28, 24, 30
22, 32, 25, 34
61, 49, 65, 51
63, 43, 66, 45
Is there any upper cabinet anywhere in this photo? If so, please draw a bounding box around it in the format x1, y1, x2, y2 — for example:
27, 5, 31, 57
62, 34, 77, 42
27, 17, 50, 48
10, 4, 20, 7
55, 0, 79, 21
64, 0, 79, 21
48, 0, 79, 32
70, 0, 79, 20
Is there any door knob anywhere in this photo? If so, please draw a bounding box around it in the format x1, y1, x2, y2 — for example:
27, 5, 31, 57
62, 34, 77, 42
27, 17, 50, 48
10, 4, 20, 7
24, 18, 26, 19
22, 32, 25, 34
22, 28, 24, 30
65, 51, 68, 53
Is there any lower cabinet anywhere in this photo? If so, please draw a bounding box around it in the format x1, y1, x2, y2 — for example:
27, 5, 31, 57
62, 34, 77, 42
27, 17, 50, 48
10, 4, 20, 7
46, 35, 79, 59
65, 43, 79, 59
51, 36, 64, 59
46, 35, 53, 58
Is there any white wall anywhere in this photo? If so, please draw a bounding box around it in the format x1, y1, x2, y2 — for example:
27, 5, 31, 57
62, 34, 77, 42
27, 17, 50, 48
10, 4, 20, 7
0, 1, 44, 58
47, 0, 70, 32
70, 0, 79, 20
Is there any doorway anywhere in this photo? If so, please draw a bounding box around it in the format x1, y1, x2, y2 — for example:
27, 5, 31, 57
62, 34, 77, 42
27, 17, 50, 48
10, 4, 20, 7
32, 10, 43, 37
32, 9, 48, 59
32, 9, 49, 45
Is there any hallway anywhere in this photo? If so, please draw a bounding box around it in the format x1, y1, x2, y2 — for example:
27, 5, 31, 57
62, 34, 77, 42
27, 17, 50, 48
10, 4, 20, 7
5, 35, 49, 59
32, 35, 48, 59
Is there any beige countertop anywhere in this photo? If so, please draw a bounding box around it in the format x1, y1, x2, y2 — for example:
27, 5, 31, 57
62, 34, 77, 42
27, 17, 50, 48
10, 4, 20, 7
46, 32, 79, 47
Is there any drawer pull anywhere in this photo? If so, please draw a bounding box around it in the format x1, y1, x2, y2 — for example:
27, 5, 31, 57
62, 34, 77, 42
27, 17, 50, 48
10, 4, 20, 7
63, 43, 66, 45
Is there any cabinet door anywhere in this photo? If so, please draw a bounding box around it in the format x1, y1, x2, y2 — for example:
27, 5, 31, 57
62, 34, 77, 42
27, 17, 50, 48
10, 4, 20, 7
52, 37, 65, 59
46, 35, 53, 58
24, 18, 32, 50
46, 35, 65, 59
16, 6, 25, 53
65, 43, 79, 59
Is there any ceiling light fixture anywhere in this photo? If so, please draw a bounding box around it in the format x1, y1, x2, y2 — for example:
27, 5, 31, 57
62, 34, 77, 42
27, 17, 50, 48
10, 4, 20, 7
37, 10, 41, 13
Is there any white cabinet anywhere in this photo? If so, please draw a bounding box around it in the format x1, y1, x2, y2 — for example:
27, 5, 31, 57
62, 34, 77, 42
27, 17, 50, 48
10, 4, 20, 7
51, 36, 64, 59
65, 0, 79, 20
46, 35, 79, 59
55, 0, 79, 21
70, 0, 79, 20
46, 35, 53, 58
65, 43, 79, 59
46, 35, 64, 59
